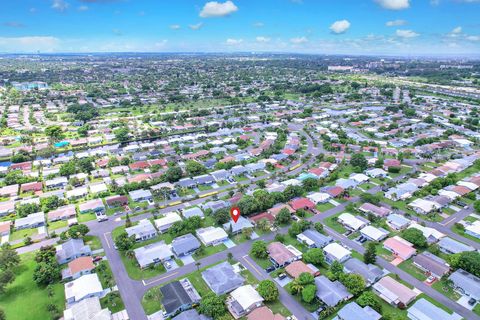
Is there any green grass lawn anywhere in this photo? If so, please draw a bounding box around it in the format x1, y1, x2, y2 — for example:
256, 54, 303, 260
48, 220, 68, 231
192, 244, 227, 260
77, 212, 96, 223
9, 228, 38, 241
474, 303, 480, 316
397, 260, 428, 281
432, 279, 462, 301
100, 291, 125, 313
197, 184, 213, 191
0, 253, 65, 320
120, 252, 167, 280
84, 235, 103, 251
96, 260, 116, 288
451, 224, 480, 244
324, 214, 347, 234
316, 202, 335, 212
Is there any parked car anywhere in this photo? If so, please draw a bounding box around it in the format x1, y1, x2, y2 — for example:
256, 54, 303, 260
426, 275, 436, 284
265, 266, 275, 273
278, 273, 287, 280
165, 262, 172, 269
468, 298, 476, 306
93, 256, 103, 263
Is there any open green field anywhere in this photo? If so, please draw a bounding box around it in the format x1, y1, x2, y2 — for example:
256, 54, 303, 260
0, 253, 65, 320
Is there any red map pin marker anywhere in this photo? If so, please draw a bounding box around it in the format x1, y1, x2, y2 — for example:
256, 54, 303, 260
230, 207, 241, 223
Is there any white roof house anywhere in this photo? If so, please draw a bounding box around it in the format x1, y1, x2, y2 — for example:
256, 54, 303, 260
229, 285, 264, 317
196, 226, 228, 246
307, 192, 331, 204
89, 183, 108, 195
408, 198, 440, 214
154, 212, 182, 233
324, 243, 351, 264
438, 190, 460, 200
66, 186, 88, 199
360, 225, 389, 242
465, 220, 480, 239
457, 181, 478, 191
350, 173, 369, 184
408, 222, 445, 243
338, 213, 368, 231
133, 242, 173, 268
65, 273, 103, 306
63, 296, 111, 320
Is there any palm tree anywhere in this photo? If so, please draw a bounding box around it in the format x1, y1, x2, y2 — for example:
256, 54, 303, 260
195, 262, 201, 271
125, 249, 135, 260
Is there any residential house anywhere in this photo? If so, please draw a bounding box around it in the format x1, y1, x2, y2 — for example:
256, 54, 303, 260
15, 211, 45, 229
372, 276, 417, 307
126, 219, 157, 242
289, 198, 315, 211
196, 226, 228, 246
407, 298, 461, 320
343, 258, 383, 286
223, 216, 253, 235
386, 214, 411, 230
314, 275, 352, 307
134, 241, 173, 269
154, 212, 182, 233
0, 201, 15, 216
160, 279, 201, 317
105, 195, 128, 208
182, 207, 205, 219
62, 256, 95, 281
409, 199, 440, 215
296, 229, 332, 248
78, 199, 105, 214
437, 237, 475, 255
359, 203, 391, 218
383, 236, 416, 261
465, 220, 480, 239
63, 297, 111, 320
247, 306, 285, 320
307, 192, 331, 204
323, 242, 351, 264
48, 205, 77, 222
285, 261, 317, 279
171, 233, 201, 257
412, 252, 450, 279
360, 225, 389, 242
267, 242, 302, 267
335, 302, 381, 320
408, 223, 445, 244
65, 273, 104, 306
201, 261, 244, 295
56, 239, 92, 265
338, 213, 368, 231
227, 285, 264, 318
129, 189, 153, 203
448, 269, 480, 300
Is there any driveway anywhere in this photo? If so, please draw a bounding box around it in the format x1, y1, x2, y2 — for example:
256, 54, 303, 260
179, 254, 195, 265
223, 239, 236, 248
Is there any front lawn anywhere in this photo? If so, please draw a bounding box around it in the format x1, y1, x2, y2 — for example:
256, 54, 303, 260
397, 260, 428, 281
432, 279, 462, 301
100, 291, 125, 313
316, 202, 335, 212
192, 243, 227, 260
0, 253, 65, 320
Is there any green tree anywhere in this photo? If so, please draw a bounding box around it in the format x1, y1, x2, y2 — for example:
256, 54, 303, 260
257, 280, 279, 301
356, 291, 381, 312
301, 284, 317, 303
350, 154, 368, 171
250, 241, 268, 259
401, 228, 427, 248
114, 127, 130, 142
16, 203, 40, 218
185, 160, 207, 176
45, 125, 64, 142
198, 293, 227, 319
364, 242, 377, 264
340, 273, 365, 296
329, 260, 344, 281
275, 208, 291, 225
0, 244, 20, 271
165, 166, 183, 183
303, 248, 324, 266
68, 224, 90, 239
447, 251, 480, 277
33, 262, 60, 286
59, 161, 76, 176
114, 232, 136, 252
0, 270, 15, 294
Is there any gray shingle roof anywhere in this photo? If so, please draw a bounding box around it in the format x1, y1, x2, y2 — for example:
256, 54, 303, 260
171, 233, 201, 256
201, 261, 244, 295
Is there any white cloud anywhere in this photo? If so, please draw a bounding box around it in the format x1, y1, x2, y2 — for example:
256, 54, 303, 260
375, 0, 410, 10
253, 22, 264, 28
290, 36, 308, 44
189, 23, 203, 30
200, 1, 238, 18
170, 24, 181, 30
396, 29, 419, 38
386, 19, 407, 27
226, 38, 243, 45
256, 36, 271, 43
451, 26, 462, 34
52, 0, 69, 12
78, 5, 89, 11
330, 20, 351, 34
0, 36, 60, 52
466, 35, 480, 41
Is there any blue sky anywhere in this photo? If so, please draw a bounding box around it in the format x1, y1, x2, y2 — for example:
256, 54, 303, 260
0, 0, 479, 55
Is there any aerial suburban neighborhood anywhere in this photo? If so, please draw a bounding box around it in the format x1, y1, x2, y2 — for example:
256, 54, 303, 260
1, 1, 480, 320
